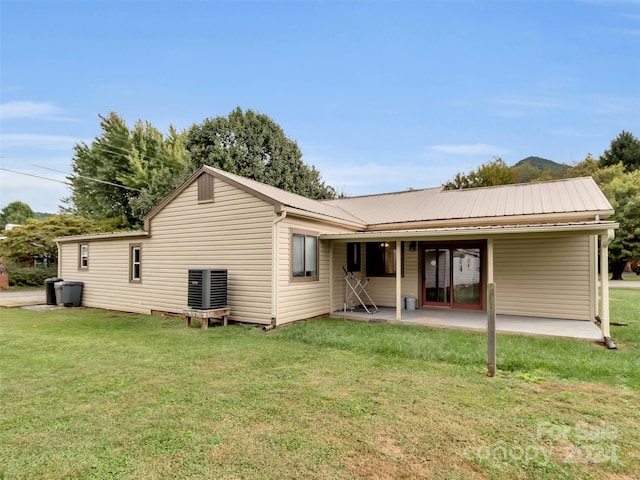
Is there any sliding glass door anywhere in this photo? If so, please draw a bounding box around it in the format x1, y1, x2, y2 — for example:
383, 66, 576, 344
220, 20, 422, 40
423, 244, 483, 309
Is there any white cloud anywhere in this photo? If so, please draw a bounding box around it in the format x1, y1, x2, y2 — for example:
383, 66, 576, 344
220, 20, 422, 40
495, 98, 562, 110
0, 169, 69, 213
428, 143, 507, 156
0, 133, 85, 151
0, 101, 63, 120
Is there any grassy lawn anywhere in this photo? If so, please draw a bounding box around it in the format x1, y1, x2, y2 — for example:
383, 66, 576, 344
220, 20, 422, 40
1, 290, 639, 479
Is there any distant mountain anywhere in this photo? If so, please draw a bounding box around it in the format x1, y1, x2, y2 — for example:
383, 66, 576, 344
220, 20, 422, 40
513, 156, 569, 175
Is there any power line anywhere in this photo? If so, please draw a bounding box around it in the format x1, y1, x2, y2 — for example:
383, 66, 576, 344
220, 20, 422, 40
0, 167, 72, 185
26, 163, 142, 192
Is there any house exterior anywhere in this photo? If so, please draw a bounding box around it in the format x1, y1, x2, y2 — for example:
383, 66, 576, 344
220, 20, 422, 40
56, 166, 618, 339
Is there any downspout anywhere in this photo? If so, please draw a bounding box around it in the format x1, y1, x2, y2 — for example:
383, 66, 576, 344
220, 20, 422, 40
599, 229, 616, 349
266, 210, 287, 331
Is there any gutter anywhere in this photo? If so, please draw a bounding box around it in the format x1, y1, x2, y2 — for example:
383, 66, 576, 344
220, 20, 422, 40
55, 230, 149, 243
283, 207, 364, 229
320, 221, 619, 241
270, 210, 287, 328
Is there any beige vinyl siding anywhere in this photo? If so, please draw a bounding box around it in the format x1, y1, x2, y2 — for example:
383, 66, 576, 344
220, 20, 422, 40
144, 178, 274, 323
59, 178, 275, 323
276, 216, 356, 324
59, 240, 148, 314
493, 234, 594, 320
359, 243, 420, 307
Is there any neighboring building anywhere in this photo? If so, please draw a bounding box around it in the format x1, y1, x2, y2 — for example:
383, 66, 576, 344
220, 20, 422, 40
0, 223, 21, 242
56, 166, 618, 338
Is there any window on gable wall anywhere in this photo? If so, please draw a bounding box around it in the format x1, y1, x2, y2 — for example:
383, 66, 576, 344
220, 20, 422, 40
292, 232, 318, 280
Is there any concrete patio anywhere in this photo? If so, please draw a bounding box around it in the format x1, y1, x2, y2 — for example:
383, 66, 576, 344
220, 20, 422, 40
332, 306, 603, 341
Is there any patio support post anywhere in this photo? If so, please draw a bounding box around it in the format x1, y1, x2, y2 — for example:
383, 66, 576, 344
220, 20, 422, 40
329, 242, 334, 314
487, 237, 494, 284
487, 283, 496, 377
486, 237, 496, 377
599, 229, 614, 340
396, 241, 402, 321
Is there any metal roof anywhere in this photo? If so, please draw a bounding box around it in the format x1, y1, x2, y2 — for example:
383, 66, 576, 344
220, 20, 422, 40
322, 177, 613, 226
201, 166, 365, 225
145, 167, 613, 230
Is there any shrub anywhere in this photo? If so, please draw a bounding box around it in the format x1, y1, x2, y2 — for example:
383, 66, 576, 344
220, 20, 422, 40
7, 265, 58, 287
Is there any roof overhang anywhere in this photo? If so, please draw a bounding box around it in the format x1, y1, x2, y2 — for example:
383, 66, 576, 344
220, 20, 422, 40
55, 230, 149, 243
283, 206, 365, 229
366, 210, 615, 231
320, 221, 619, 241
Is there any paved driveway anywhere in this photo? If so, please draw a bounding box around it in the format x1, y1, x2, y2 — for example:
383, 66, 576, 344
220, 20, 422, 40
0, 289, 46, 308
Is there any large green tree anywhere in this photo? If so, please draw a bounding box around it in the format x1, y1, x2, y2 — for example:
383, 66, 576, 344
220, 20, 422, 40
442, 129, 640, 279
443, 158, 517, 190
597, 165, 640, 279
0, 201, 34, 229
0, 215, 102, 264
186, 107, 335, 199
66, 113, 191, 228
599, 130, 640, 172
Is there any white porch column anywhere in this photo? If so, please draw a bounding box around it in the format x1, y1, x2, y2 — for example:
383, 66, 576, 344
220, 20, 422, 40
396, 241, 402, 321
600, 230, 614, 339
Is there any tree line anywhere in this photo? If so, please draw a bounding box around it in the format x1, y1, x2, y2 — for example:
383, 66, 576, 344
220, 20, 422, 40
442, 131, 640, 280
0, 107, 637, 280
64, 108, 335, 229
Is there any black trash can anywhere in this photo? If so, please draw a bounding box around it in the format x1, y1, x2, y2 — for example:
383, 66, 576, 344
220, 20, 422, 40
44, 277, 63, 305
61, 281, 84, 307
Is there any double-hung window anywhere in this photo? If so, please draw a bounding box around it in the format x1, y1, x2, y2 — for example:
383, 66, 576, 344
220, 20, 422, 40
130, 244, 141, 282
79, 244, 89, 269
291, 231, 318, 281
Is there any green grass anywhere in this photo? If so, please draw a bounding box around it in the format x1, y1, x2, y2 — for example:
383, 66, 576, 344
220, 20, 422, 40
1, 289, 639, 479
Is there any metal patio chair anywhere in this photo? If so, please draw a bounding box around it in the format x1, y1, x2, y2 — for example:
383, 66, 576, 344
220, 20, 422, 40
343, 266, 379, 314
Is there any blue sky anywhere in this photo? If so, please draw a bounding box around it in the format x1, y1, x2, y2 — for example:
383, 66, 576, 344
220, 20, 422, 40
1, 0, 639, 213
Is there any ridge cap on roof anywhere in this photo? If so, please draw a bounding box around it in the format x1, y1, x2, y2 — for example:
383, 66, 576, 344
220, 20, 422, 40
441, 176, 595, 193
323, 186, 443, 202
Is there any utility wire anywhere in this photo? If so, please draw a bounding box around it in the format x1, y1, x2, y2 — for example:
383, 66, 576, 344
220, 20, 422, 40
0, 167, 72, 185
25, 163, 143, 192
